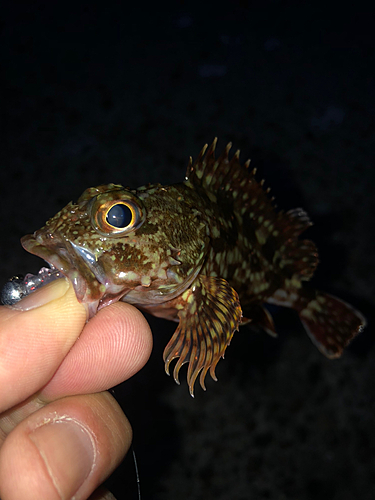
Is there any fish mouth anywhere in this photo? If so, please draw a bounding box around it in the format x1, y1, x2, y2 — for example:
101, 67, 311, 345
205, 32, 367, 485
21, 231, 107, 305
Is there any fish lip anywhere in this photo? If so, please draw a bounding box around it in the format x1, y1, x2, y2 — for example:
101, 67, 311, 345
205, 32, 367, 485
21, 232, 105, 303
22, 233, 73, 274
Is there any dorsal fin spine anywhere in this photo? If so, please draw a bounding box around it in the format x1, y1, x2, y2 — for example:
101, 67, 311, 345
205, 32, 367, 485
185, 139, 318, 282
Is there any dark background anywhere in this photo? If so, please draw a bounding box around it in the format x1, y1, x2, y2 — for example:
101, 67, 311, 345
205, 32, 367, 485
2, 1, 374, 499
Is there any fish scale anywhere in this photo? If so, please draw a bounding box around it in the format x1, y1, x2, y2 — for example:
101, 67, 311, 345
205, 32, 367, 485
21, 139, 366, 395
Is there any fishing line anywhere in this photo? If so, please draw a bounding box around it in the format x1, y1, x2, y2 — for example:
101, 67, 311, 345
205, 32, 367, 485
131, 444, 142, 500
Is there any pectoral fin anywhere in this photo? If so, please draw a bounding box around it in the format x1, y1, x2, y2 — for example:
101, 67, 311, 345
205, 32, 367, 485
163, 275, 242, 396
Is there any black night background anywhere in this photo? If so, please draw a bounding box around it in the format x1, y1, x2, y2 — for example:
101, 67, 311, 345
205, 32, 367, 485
2, 1, 374, 499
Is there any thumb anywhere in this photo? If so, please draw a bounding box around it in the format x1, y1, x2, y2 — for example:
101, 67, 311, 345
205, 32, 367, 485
0, 279, 87, 412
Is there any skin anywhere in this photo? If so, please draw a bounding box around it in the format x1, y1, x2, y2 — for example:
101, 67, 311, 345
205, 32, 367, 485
0, 278, 153, 500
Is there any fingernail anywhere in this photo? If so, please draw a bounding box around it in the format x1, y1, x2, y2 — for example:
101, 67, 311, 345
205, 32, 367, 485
30, 417, 96, 499
11, 278, 70, 311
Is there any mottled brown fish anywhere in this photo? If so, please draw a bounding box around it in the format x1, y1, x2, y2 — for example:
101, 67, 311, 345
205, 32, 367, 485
21, 140, 366, 395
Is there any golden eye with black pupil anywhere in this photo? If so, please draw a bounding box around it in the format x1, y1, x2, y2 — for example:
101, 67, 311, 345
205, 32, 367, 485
90, 189, 145, 237
106, 202, 134, 229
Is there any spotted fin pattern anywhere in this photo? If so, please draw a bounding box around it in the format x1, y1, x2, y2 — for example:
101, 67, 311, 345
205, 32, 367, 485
186, 140, 319, 288
298, 291, 366, 358
163, 275, 242, 396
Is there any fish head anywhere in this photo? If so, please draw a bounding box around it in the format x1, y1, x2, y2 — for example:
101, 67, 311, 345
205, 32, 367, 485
21, 183, 208, 314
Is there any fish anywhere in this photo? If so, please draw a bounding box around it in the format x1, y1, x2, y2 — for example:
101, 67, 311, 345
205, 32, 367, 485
21, 139, 366, 396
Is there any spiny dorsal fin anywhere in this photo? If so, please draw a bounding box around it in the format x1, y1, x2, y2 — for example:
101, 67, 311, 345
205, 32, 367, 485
185, 140, 319, 280
185, 140, 314, 238
185, 139, 277, 226
185, 138, 254, 193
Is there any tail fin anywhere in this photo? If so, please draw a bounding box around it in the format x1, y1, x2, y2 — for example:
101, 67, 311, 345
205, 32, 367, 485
297, 291, 366, 358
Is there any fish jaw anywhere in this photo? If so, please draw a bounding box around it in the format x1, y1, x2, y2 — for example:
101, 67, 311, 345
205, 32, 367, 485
21, 231, 108, 305
20, 229, 204, 314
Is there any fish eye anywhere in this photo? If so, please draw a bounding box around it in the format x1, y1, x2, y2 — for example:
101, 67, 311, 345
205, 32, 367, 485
106, 203, 134, 229
90, 191, 145, 237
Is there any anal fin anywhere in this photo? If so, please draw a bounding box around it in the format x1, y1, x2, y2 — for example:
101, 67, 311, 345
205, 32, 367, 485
242, 304, 278, 337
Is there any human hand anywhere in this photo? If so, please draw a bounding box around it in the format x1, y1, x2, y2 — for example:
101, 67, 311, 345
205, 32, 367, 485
0, 278, 152, 499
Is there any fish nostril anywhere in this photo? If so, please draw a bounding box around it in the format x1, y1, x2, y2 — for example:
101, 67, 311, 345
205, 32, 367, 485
36, 232, 44, 244
36, 231, 55, 244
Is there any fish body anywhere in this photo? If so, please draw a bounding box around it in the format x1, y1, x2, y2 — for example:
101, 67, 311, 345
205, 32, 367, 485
21, 140, 366, 395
